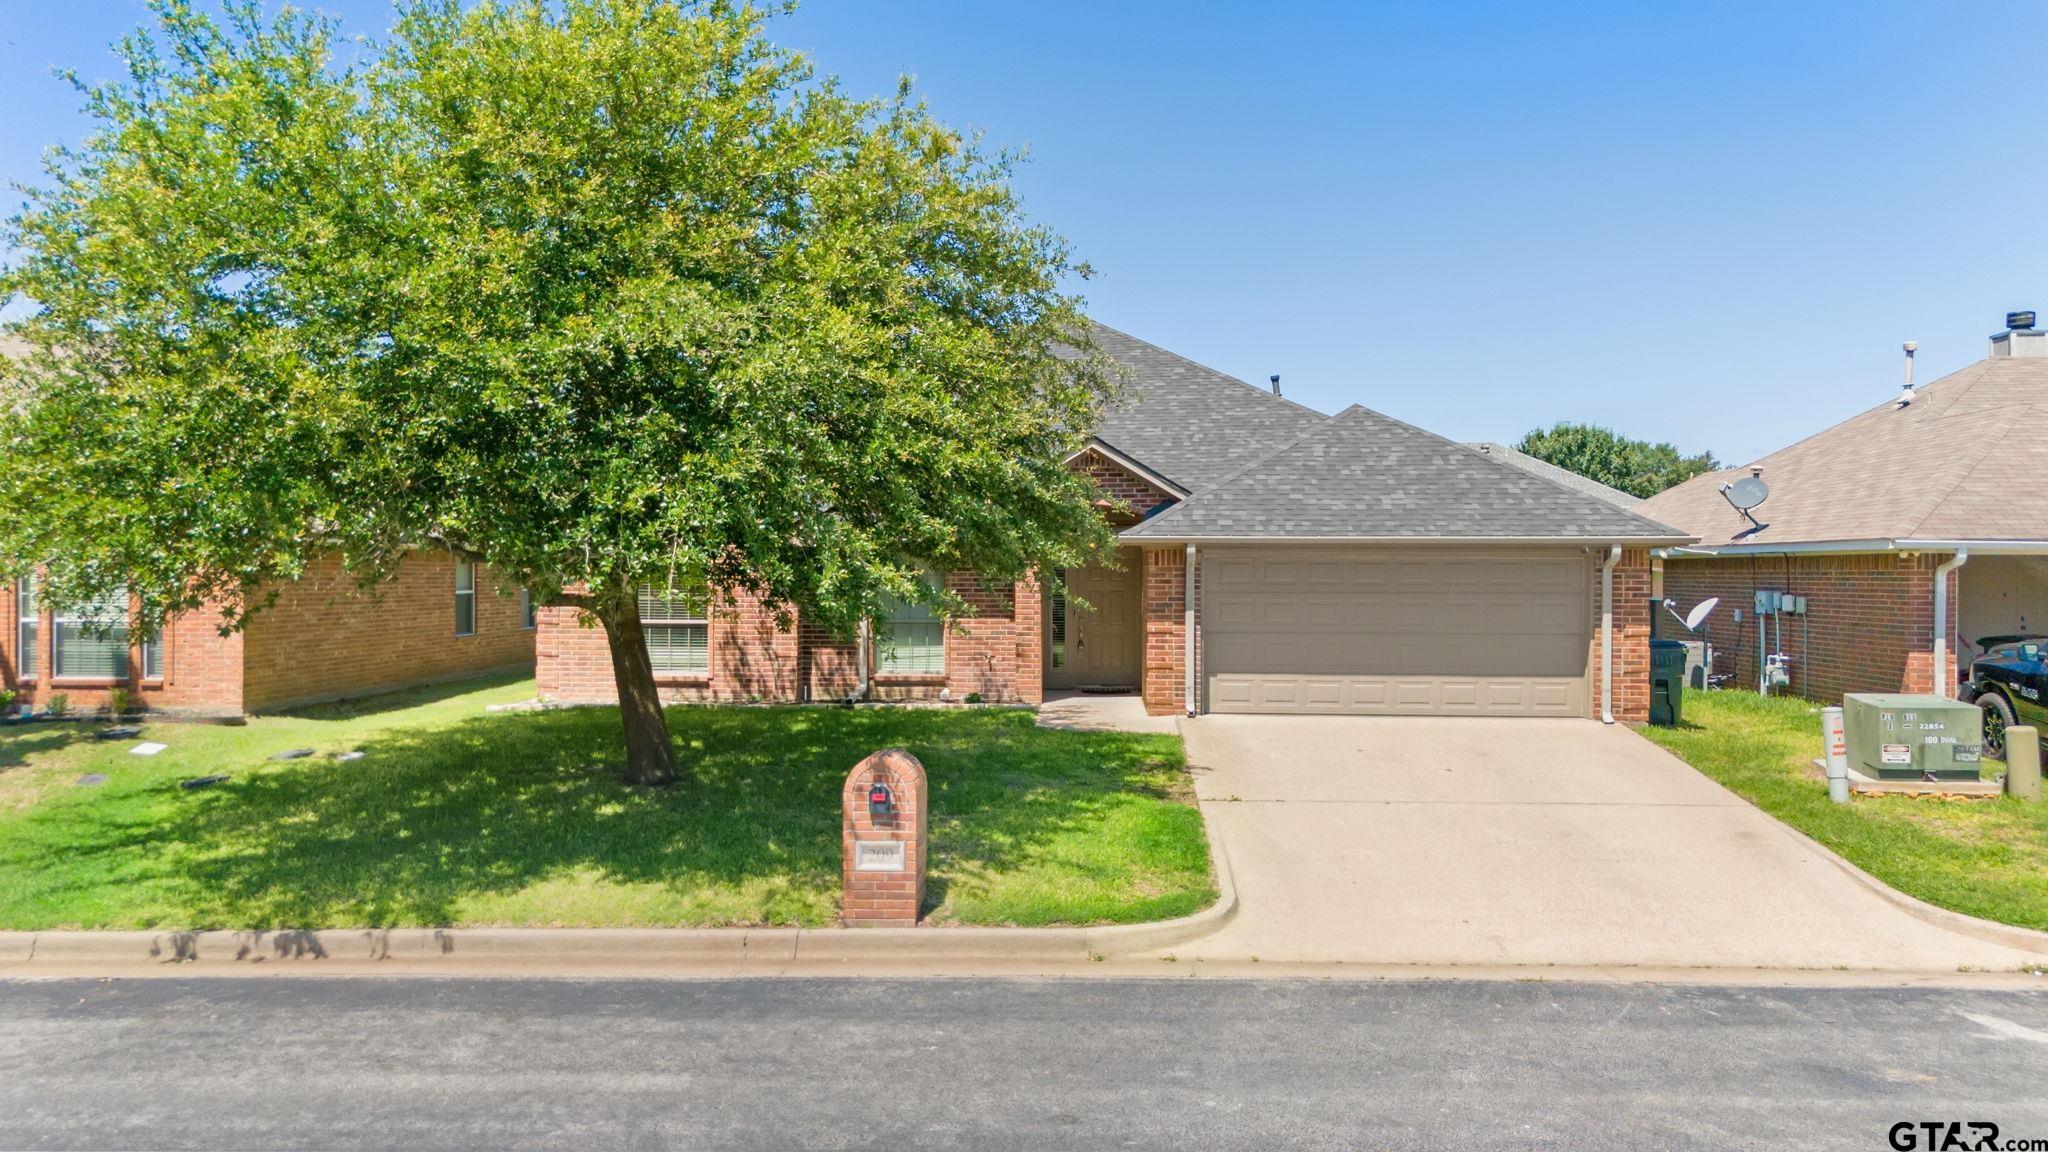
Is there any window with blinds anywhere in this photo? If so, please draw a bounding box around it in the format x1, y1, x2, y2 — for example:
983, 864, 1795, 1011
454, 559, 477, 636
519, 589, 536, 630
1049, 579, 1067, 671
53, 586, 129, 680
141, 628, 164, 680
640, 583, 709, 675
16, 575, 37, 679
877, 591, 945, 675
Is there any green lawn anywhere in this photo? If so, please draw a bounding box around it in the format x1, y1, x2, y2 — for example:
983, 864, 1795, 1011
1640, 689, 2048, 932
0, 672, 1213, 931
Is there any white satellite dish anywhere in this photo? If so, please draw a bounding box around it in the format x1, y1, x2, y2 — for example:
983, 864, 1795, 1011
1662, 596, 1719, 633
1722, 474, 1769, 511
1681, 596, 1718, 632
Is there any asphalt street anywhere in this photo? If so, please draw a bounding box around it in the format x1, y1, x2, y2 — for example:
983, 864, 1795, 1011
2, 976, 2045, 1150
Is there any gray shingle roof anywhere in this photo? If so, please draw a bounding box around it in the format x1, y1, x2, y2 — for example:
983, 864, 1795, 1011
1466, 442, 1644, 509
1082, 324, 1330, 492
1124, 405, 1691, 541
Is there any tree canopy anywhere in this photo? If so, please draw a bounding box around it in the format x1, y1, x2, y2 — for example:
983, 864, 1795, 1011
1514, 422, 1718, 499
0, 0, 1118, 783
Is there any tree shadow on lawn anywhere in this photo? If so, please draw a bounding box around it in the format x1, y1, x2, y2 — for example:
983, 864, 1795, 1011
129, 706, 1185, 929
269, 666, 536, 723
0, 723, 95, 773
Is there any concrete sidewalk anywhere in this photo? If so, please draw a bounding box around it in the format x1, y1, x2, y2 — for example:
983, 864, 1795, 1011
1170, 715, 2047, 972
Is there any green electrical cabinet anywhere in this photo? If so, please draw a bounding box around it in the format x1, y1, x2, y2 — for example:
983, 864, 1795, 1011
1841, 693, 1984, 781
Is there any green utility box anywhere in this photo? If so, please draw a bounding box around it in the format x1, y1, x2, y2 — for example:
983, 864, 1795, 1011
1649, 639, 1687, 727
1841, 693, 1984, 781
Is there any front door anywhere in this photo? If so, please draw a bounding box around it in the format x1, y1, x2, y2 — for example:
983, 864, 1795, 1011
1048, 555, 1141, 690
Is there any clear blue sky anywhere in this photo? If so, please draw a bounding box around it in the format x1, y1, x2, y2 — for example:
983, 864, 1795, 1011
4, 1, 2042, 463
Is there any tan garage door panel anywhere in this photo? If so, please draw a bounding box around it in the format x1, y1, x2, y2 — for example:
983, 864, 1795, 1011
1204, 548, 1591, 716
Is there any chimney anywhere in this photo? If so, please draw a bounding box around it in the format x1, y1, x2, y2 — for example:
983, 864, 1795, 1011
1268, 374, 1282, 396
1990, 310, 2047, 358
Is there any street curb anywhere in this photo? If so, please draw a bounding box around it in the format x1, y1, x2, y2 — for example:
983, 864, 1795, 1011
0, 820, 1236, 971
1638, 728, 2048, 961
1771, 821, 2048, 959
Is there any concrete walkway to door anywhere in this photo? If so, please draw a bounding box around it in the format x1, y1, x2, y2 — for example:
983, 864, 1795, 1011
1173, 716, 2043, 972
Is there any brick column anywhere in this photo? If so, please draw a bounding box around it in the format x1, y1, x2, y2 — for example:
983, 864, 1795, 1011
1592, 549, 1653, 723
1012, 577, 1045, 706
1141, 547, 1188, 716
841, 749, 928, 927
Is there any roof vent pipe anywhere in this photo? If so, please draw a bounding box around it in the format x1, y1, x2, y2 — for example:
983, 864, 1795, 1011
1897, 341, 1917, 407
1268, 374, 1281, 396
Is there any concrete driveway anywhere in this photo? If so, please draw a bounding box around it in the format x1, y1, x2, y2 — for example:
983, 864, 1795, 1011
1177, 716, 2042, 972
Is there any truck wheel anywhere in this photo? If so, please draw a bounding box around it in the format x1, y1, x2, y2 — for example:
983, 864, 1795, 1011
1980, 692, 2016, 761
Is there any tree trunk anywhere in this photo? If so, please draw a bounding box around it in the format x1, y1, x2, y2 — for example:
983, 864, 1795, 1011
599, 590, 679, 787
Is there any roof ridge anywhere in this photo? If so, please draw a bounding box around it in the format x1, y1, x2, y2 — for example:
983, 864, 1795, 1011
1131, 404, 1687, 540
1087, 322, 1328, 419
1336, 403, 1685, 537
1467, 441, 1643, 507
1432, 429, 1684, 538
1738, 358, 1994, 472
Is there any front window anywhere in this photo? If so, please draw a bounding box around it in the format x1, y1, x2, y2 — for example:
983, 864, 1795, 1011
640, 583, 708, 675
454, 559, 476, 636
877, 591, 945, 675
140, 625, 164, 680
1049, 577, 1067, 671
16, 575, 37, 680
53, 586, 129, 680
519, 589, 537, 630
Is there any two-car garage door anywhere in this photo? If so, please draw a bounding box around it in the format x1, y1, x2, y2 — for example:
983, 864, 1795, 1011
1203, 547, 1593, 716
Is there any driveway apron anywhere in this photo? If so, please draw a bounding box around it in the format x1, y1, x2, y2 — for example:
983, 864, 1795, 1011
1176, 716, 2039, 971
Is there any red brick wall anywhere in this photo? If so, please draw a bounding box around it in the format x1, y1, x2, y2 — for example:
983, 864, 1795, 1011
1662, 552, 1956, 702
537, 585, 799, 706
241, 551, 534, 711
539, 574, 1041, 706
1141, 547, 1191, 715
0, 581, 245, 716
911, 573, 1043, 706
1589, 549, 1652, 723
0, 548, 526, 716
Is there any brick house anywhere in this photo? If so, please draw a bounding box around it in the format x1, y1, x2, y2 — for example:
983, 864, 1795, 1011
1639, 312, 2048, 703
0, 551, 535, 718
539, 325, 1689, 721
0, 335, 537, 718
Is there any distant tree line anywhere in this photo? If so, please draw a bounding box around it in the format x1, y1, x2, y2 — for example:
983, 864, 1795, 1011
1515, 423, 1719, 499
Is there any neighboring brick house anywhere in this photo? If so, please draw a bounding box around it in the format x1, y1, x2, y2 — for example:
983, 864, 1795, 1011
1640, 312, 2048, 703
0, 551, 535, 717
0, 336, 537, 718
538, 324, 1689, 721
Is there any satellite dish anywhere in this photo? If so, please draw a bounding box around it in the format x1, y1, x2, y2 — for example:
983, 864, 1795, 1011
1722, 475, 1769, 511
1682, 597, 1718, 632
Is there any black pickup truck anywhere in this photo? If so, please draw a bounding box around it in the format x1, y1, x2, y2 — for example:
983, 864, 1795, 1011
1961, 636, 2048, 759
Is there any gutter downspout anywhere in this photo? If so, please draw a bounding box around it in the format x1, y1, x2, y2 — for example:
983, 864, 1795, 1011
1600, 545, 1621, 725
1184, 544, 1197, 718
1933, 548, 1968, 699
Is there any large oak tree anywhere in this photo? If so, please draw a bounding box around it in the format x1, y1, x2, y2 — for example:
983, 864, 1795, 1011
0, 0, 1117, 784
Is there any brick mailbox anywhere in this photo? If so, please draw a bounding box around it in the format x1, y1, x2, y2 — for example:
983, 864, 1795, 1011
841, 749, 928, 927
